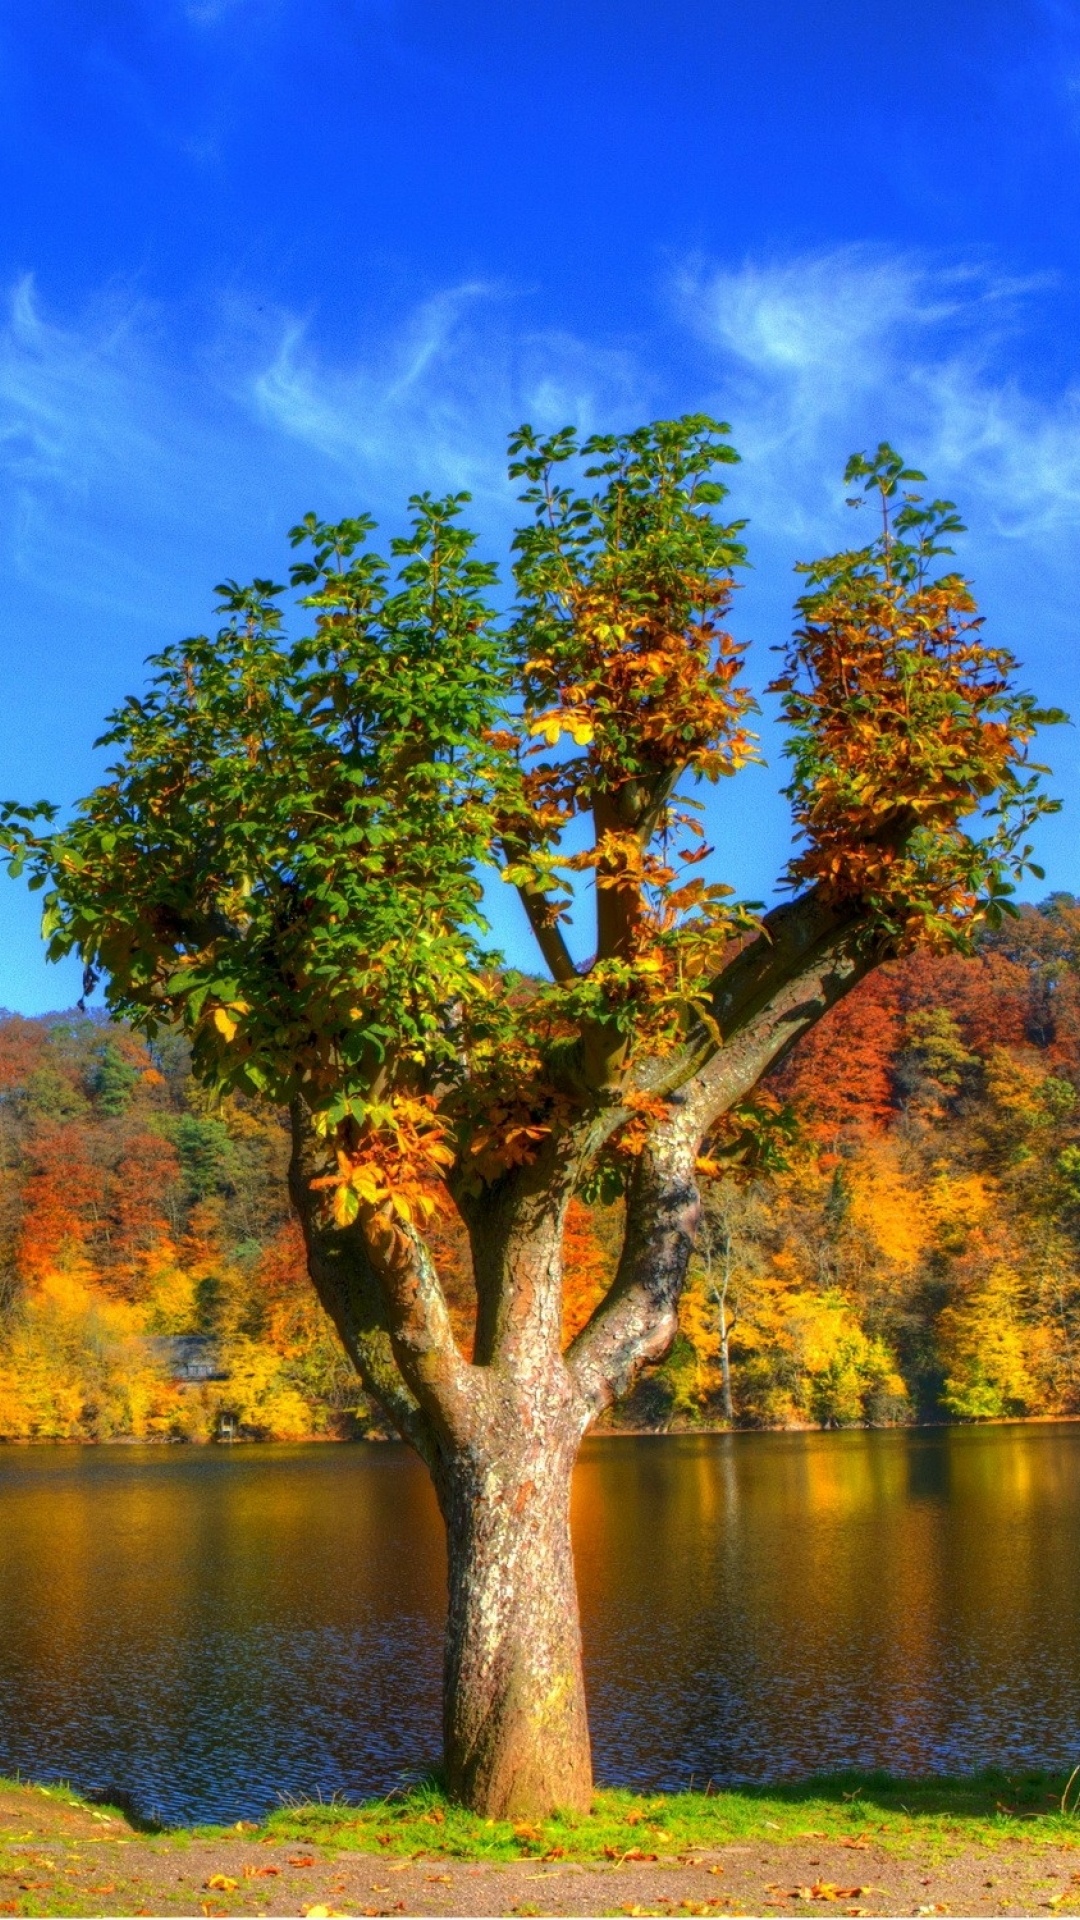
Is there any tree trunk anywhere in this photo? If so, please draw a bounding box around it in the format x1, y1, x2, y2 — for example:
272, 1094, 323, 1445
440, 1367, 592, 1817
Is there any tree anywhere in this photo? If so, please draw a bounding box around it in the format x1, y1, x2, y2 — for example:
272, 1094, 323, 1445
1, 421, 1059, 1815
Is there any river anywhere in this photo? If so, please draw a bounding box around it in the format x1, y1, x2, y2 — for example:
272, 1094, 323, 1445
0, 1425, 1077, 1825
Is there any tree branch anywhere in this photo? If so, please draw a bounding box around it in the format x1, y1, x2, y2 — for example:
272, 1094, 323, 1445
462, 1120, 607, 1378
592, 794, 644, 964
513, 877, 577, 984
679, 905, 877, 1134
358, 1203, 478, 1445
288, 1103, 475, 1460
567, 908, 879, 1422
566, 1125, 700, 1424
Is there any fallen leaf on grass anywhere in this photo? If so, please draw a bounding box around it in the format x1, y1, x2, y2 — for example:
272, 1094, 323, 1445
916, 1906, 949, 1916
839, 1839, 870, 1851
289, 1853, 318, 1867
301, 1905, 353, 1918
243, 1863, 281, 1877
204, 1873, 239, 1891
89, 1884, 117, 1895
425, 1874, 452, 1884
543, 1844, 566, 1859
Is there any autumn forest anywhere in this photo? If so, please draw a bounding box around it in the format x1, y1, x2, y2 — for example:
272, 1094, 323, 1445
1, 894, 1077, 1445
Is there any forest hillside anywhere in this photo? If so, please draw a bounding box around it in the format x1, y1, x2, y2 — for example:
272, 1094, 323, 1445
1, 899, 1077, 1441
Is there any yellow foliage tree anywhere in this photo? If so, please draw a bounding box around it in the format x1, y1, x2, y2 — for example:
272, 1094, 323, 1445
938, 1264, 1045, 1419
0, 1266, 181, 1441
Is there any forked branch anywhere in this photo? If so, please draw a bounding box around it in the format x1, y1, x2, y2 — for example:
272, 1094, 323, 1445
288, 1103, 473, 1461
567, 911, 877, 1419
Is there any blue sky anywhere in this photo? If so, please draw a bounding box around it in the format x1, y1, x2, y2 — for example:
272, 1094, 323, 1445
1, 0, 1078, 1009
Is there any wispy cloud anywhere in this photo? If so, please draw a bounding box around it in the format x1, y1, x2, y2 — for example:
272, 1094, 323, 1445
179, 0, 282, 29
0, 273, 648, 620
675, 247, 1080, 553
0, 276, 160, 494
4, 253, 1077, 596
247, 282, 647, 513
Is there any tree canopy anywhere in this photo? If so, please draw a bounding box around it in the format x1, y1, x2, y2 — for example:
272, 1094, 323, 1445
2, 421, 1058, 1215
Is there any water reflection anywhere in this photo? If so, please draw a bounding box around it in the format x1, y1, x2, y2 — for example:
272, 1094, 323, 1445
0, 1426, 1078, 1823
574, 1428, 1080, 1791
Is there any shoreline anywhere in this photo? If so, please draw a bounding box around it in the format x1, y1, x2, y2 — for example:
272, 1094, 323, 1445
3, 1410, 1080, 1447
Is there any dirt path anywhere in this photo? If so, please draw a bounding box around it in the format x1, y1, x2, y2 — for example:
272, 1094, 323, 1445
4, 1784, 1080, 1917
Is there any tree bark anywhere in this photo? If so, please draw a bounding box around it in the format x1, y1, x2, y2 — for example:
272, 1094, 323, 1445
568, 1124, 701, 1421
440, 1362, 592, 1817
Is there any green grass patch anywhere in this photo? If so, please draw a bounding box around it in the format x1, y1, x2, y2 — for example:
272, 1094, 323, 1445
251, 1769, 1080, 1860
6, 1768, 1080, 1865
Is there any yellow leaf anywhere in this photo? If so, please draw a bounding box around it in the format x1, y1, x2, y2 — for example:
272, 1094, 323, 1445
332, 1184, 360, 1228
204, 1876, 238, 1892
212, 1008, 238, 1042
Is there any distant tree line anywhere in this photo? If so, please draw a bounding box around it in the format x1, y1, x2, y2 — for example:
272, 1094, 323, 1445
0, 896, 1076, 1442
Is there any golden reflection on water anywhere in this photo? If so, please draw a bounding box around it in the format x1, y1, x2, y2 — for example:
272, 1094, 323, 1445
0, 1426, 1078, 1820
573, 1426, 1080, 1789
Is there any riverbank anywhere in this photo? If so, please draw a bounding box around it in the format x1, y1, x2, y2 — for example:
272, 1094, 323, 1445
5, 1409, 1080, 1447
3, 1773, 1080, 1917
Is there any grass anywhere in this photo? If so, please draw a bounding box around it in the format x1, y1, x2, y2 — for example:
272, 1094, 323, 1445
5, 1768, 1080, 1865
211, 1770, 1080, 1860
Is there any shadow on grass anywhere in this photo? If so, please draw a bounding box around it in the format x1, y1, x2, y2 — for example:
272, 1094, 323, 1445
84, 1785, 165, 1834
715, 1767, 1079, 1818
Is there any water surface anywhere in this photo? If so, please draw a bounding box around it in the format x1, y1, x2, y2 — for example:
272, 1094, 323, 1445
0, 1426, 1077, 1823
